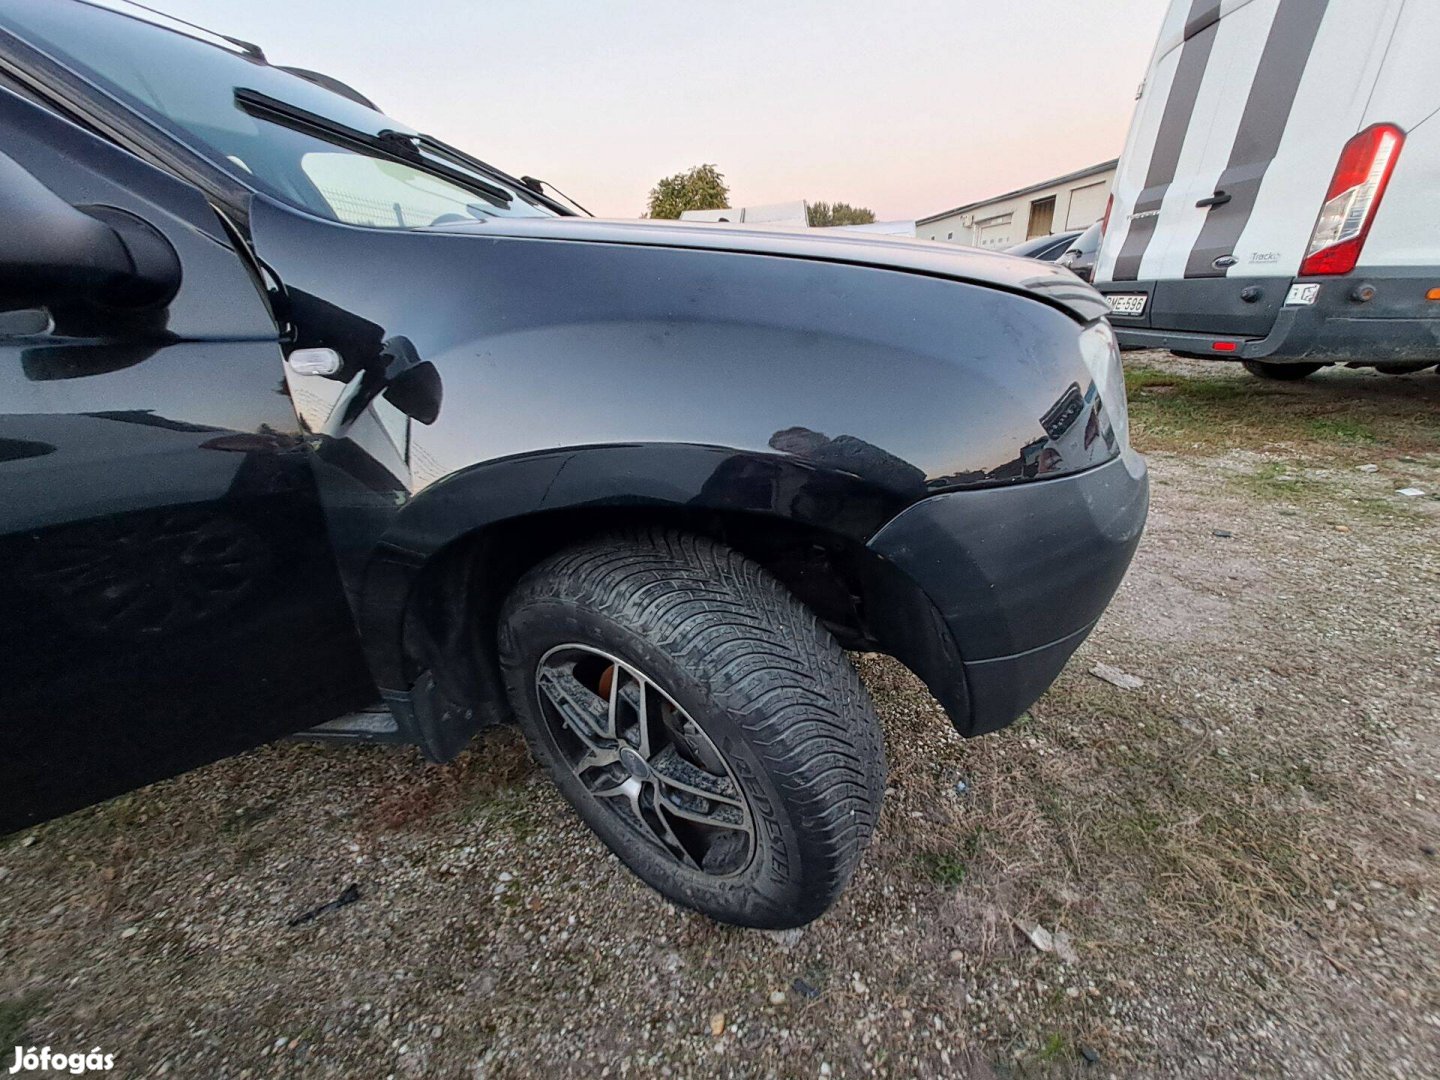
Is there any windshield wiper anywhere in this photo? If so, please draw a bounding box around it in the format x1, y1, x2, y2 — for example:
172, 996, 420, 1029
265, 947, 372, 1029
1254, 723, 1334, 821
521, 176, 594, 217
234, 88, 514, 207
396, 133, 572, 216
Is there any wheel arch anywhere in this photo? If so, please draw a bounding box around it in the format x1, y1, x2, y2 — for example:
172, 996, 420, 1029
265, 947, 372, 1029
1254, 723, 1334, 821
356, 444, 972, 755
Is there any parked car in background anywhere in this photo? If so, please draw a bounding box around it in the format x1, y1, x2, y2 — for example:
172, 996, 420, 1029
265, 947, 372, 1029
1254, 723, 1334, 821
0, 0, 1146, 928
1057, 221, 1102, 283
1003, 229, 1082, 262
1094, 0, 1440, 380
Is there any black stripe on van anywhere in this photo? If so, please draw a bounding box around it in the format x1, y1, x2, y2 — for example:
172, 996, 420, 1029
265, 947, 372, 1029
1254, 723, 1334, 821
1184, 0, 1221, 40
1111, 0, 1220, 282
1183, 0, 1329, 278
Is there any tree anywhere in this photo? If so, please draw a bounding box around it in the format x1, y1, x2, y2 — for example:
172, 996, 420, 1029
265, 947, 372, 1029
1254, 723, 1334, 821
646, 164, 730, 219
806, 201, 877, 227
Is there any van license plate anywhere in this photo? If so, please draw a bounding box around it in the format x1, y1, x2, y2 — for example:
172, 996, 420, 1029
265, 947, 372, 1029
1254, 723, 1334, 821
1106, 293, 1147, 316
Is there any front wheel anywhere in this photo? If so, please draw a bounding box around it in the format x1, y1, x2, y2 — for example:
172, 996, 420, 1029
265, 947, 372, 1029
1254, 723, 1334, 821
497, 528, 886, 928
1241, 360, 1324, 380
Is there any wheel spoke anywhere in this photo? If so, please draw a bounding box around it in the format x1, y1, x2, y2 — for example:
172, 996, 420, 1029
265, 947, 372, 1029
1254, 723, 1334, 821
589, 773, 638, 801
649, 746, 745, 808
634, 675, 651, 757
574, 745, 620, 781
654, 785, 749, 832
640, 784, 702, 871
614, 669, 654, 758
537, 666, 610, 749
604, 663, 622, 742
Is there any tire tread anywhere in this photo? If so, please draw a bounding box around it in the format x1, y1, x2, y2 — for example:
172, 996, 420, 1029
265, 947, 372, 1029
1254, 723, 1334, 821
499, 527, 885, 923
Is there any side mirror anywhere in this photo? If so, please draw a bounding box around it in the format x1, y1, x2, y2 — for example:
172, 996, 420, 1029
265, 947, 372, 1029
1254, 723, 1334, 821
377, 336, 443, 425
383, 360, 443, 425
0, 151, 181, 311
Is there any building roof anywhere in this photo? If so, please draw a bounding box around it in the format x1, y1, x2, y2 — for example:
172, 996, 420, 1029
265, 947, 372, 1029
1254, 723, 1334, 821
916, 159, 1119, 226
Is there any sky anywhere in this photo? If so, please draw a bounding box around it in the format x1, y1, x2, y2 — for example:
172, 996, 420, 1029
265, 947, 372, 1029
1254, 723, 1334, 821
154, 0, 1167, 221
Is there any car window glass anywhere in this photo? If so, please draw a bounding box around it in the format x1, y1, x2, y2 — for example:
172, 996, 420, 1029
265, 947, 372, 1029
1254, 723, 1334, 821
302, 152, 487, 228
0, 0, 555, 226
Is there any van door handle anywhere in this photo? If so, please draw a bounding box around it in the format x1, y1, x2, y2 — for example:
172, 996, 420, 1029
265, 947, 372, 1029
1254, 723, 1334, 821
1196, 190, 1231, 208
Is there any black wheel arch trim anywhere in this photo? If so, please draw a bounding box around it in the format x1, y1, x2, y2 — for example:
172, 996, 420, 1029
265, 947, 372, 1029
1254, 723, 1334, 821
351, 443, 971, 756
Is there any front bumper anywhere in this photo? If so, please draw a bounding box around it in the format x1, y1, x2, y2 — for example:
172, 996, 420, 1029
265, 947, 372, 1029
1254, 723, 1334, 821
867, 448, 1148, 735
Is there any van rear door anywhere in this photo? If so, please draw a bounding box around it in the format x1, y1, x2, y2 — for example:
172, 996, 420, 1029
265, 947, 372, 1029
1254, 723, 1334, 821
1099, 0, 1223, 302
1206, 0, 1403, 282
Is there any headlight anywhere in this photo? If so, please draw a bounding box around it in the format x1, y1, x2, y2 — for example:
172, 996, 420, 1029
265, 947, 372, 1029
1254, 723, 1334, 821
1078, 319, 1129, 449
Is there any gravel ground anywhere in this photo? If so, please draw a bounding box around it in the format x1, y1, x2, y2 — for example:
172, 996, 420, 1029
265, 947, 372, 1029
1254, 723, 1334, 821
2, 352, 1438, 1079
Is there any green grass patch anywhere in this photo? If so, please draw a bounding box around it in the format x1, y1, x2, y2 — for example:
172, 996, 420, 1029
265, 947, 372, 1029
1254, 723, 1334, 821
916, 852, 969, 887
1228, 460, 1426, 527
1038, 1032, 1071, 1062
1122, 360, 1440, 458
460, 784, 544, 841
1231, 460, 1327, 501
915, 827, 990, 887
1307, 416, 1377, 443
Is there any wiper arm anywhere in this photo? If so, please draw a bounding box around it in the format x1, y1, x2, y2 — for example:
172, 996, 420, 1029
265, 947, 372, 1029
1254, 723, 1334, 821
234, 89, 513, 206
521, 176, 594, 217
401, 133, 573, 216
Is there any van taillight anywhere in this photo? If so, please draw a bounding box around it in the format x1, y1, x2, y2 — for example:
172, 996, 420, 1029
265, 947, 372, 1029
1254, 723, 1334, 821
1299, 123, 1404, 276
1101, 194, 1114, 237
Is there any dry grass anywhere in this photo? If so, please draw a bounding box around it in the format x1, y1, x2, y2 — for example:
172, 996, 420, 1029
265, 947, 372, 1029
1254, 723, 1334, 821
980, 674, 1377, 944
366, 728, 535, 832
1, 352, 1437, 1077
863, 657, 1382, 968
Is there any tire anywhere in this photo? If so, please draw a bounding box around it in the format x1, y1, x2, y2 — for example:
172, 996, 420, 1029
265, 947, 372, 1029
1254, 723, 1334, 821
1241, 360, 1323, 381
497, 528, 885, 928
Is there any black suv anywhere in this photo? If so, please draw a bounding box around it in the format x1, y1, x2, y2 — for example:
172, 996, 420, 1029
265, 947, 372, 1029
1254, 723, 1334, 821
1003, 229, 1083, 263
0, 0, 1147, 927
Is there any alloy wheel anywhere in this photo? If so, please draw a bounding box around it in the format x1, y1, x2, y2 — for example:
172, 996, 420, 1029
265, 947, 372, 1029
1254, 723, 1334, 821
534, 643, 754, 877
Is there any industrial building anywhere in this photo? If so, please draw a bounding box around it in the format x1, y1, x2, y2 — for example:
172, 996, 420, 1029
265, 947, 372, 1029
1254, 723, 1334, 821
916, 159, 1117, 248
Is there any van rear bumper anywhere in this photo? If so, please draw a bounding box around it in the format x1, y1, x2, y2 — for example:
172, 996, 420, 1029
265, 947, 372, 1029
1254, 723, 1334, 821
1101, 271, 1440, 364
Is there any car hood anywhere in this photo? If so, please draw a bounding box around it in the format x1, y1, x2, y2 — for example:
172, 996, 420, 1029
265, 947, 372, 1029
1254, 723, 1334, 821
430, 216, 1110, 323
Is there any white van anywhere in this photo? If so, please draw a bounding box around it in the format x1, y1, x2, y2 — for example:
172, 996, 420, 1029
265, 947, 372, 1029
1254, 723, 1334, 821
1094, 0, 1440, 379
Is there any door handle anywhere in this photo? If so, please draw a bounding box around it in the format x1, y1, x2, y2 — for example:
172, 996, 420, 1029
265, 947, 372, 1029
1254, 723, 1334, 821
1196, 190, 1232, 209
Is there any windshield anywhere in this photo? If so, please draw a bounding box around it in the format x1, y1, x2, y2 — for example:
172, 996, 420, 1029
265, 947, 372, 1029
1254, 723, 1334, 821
0, 0, 560, 228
